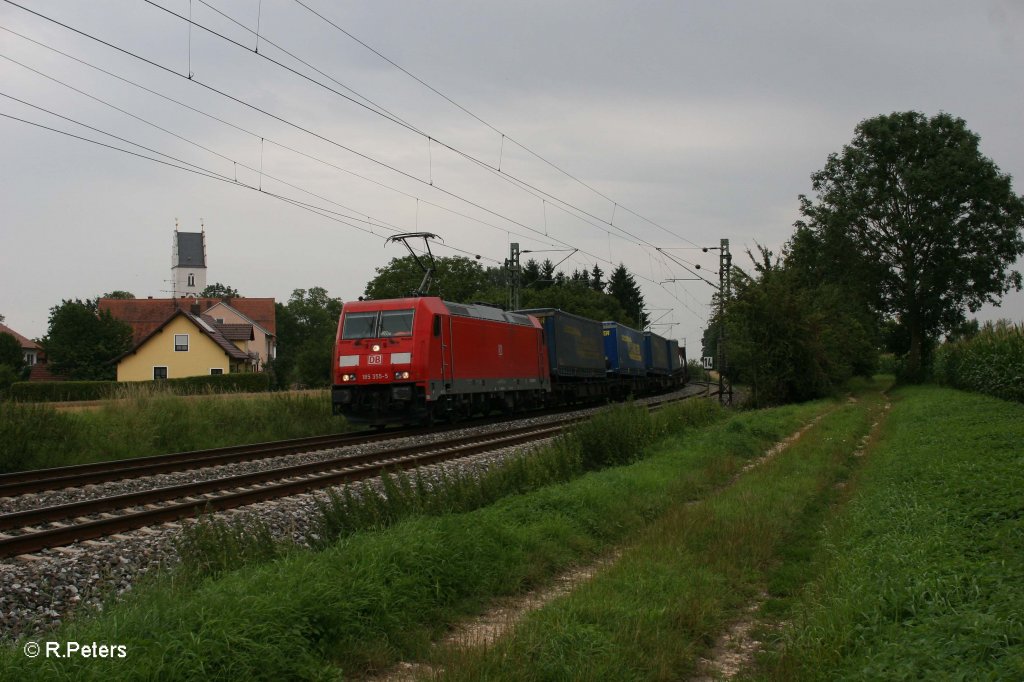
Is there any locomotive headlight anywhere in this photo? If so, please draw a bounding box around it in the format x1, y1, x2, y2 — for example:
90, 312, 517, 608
394, 371, 410, 380
372, 344, 381, 352
341, 373, 357, 382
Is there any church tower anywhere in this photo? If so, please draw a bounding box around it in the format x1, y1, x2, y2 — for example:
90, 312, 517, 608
172, 221, 207, 298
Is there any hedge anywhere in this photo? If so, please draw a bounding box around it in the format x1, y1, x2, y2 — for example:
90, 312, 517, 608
8, 372, 272, 402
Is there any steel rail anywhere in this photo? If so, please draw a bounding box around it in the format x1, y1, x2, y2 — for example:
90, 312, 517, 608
0, 421, 572, 558
0, 388, 712, 558
0, 395, 650, 497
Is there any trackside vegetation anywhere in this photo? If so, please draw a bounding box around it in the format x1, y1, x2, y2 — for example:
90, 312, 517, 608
0, 388, 347, 473
176, 400, 721, 581
933, 320, 1024, 403
2, 398, 825, 680
753, 386, 1024, 680
4, 382, 1019, 680
431, 384, 888, 680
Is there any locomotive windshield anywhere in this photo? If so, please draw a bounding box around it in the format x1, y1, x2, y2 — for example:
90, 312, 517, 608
342, 312, 378, 340
380, 310, 414, 337
341, 309, 415, 339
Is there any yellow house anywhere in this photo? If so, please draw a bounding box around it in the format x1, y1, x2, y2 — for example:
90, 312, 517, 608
115, 310, 253, 381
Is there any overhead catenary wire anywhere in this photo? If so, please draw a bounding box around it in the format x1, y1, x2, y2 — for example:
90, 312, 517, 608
1, 105, 499, 268
0, 76, 411, 237
1, 0, 711, 322
137, 0, 705, 265
0, 4, 592, 259
289, 0, 701, 248
0, 24, 563, 253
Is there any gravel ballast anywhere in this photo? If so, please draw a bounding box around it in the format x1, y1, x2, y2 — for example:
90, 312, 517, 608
0, 386, 707, 641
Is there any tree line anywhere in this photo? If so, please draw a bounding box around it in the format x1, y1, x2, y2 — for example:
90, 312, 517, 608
14, 112, 1021, 400
8, 261, 649, 389
706, 111, 1024, 405
363, 255, 647, 328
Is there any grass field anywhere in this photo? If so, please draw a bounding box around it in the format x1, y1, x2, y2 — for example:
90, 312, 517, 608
3, 380, 1020, 680
0, 388, 349, 473
752, 385, 1024, 680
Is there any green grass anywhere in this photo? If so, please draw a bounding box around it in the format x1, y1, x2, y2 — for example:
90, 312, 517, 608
0, 388, 350, 473
431, 382, 888, 681
22, 381, 1015, 681
174, 399, 723, 582
753, 385, 1024, 680
1, 397, 826, 680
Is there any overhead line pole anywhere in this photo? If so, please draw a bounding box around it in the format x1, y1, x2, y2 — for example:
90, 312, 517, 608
717, 239, 732, 406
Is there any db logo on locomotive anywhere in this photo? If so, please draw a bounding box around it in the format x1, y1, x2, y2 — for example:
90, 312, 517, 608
367, 355, 383, 365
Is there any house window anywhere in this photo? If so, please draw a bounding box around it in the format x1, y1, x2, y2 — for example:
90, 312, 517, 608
174, 334, 189, 352
210, 368, 224, 375
215, 318, 224, 324
153, 366, 168, 380
188, 273, 195, 287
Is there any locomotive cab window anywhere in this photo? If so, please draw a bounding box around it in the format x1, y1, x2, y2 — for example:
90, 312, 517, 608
379, 309, 414, 337
342, 312, 378, 340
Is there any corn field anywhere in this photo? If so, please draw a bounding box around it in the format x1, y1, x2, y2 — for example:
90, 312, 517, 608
933, 321, 1024, 403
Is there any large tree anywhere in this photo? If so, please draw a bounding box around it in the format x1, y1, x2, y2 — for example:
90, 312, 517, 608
520, 282, 631, 325
796, 112, 1024, 380
607, 263, 646, 328
43, 299, 133, 380
200, 282, 240, 298
724, 246, 875, 406
273, 287, 344, 388
101, 290, 136, 300
0, 332, 25, 373
364, 255, 491, 303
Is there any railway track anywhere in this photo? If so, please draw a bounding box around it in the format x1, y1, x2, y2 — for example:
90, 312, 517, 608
0, 428, 430, 498
0, 386, 714, 559
0, 418, 582, 558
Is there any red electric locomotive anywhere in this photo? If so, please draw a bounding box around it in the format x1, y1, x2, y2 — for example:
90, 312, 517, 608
331, 297, 551, 425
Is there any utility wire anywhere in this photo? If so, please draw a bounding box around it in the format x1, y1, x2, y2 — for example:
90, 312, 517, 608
190, 0, 422, 134
0, 64, 403, 235
2, 1, 708, 310
139, 0, 704, 263
290, 0, 701, 248
0, 23, 560, 253
1, 2, 595, 260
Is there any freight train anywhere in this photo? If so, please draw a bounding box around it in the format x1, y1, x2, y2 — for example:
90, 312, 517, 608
331, 297, 687, 426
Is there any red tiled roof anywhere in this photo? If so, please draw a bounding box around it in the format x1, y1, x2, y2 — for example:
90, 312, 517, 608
0, 322, 41, 350
99, 297, 276, 345
205, 318, 254, 341
114, 309, 251, 363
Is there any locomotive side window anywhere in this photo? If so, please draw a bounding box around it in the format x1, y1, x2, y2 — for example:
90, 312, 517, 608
432, 315, 441, 337
379, 309, 414, 337
342, 312, 378, 340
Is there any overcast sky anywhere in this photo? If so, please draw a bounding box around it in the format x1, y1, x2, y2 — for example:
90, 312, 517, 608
2, 1, 1023, 351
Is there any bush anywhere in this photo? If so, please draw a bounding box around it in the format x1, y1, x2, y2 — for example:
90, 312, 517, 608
0, 364, 18, 396
876, 352, 900, 376
687, 359, 709, 383
8, 380, 116, 402
8, 372, 272, 402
